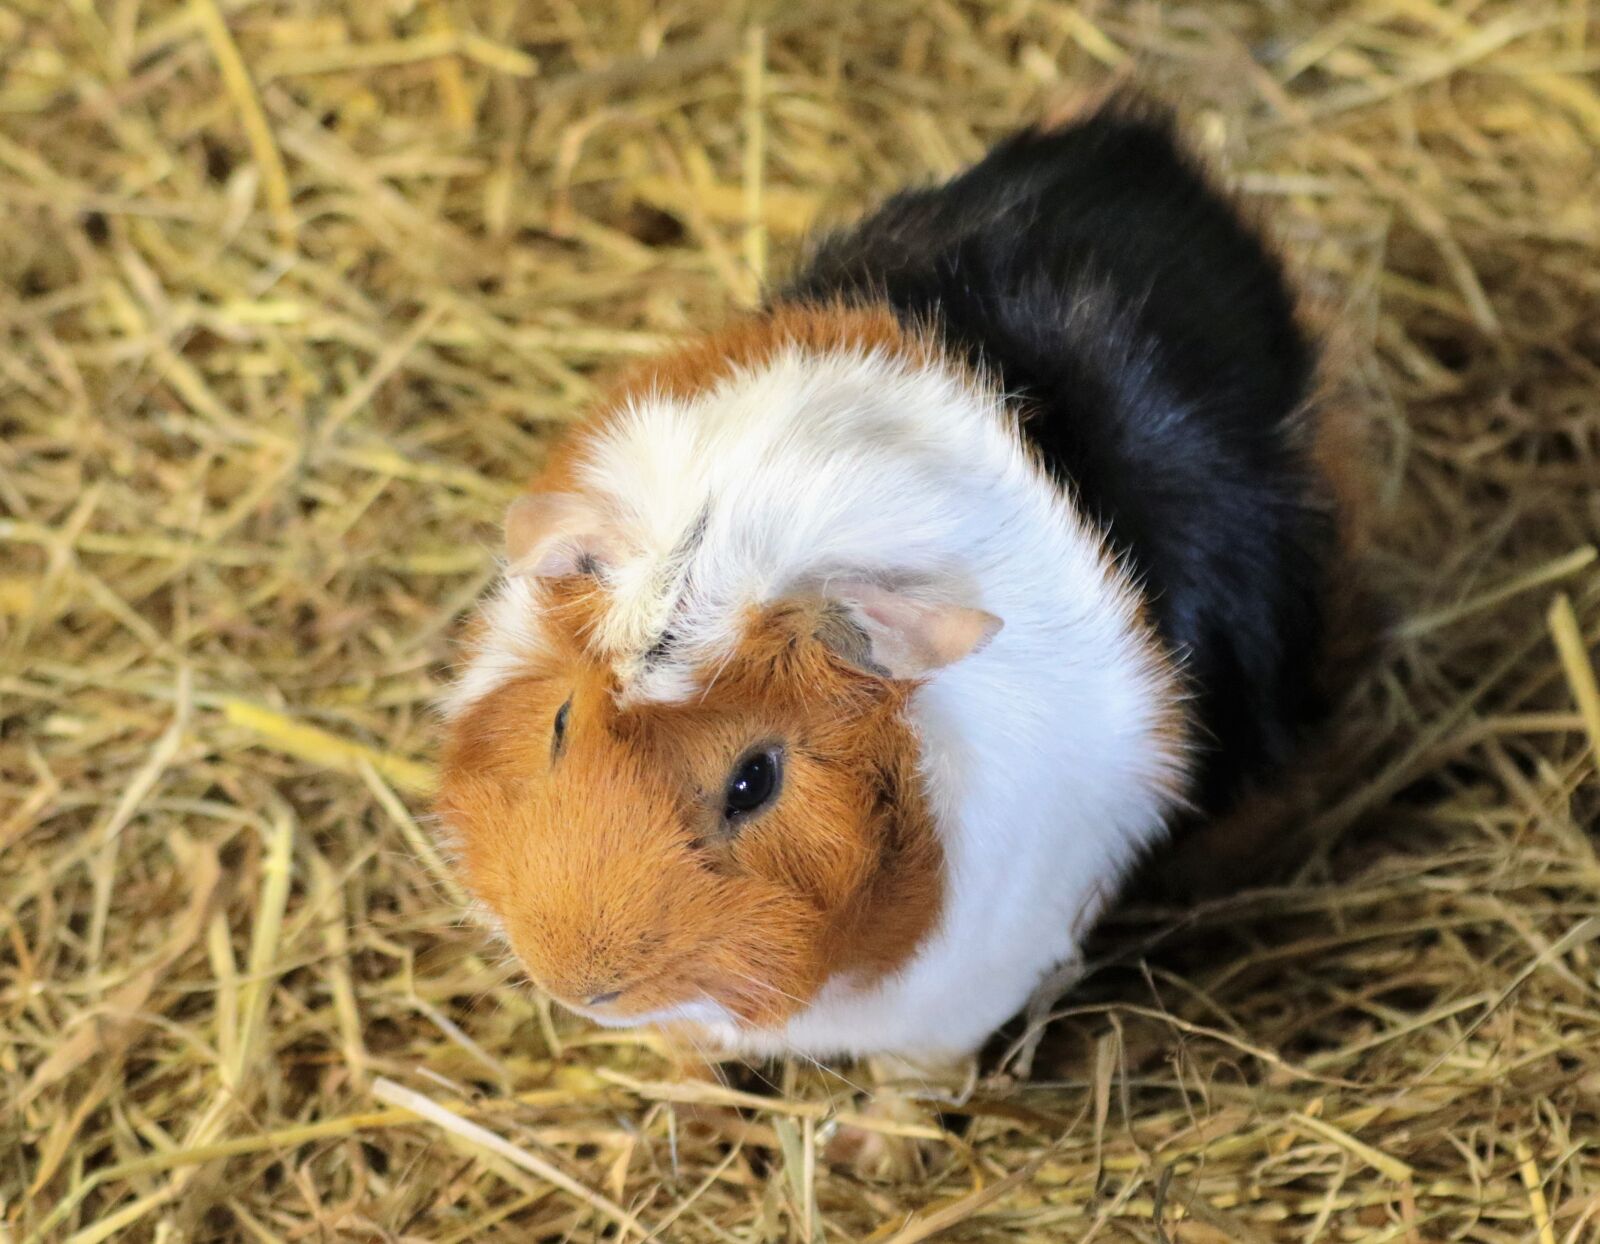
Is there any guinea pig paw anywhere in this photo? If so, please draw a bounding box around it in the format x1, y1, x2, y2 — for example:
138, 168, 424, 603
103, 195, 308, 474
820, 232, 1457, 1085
822, 1055, 971, 1181
822, 1091, 947, 1183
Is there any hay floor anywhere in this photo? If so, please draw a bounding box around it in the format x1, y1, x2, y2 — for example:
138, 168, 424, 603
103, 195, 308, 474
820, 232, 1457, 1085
4, 1, 1600, 1240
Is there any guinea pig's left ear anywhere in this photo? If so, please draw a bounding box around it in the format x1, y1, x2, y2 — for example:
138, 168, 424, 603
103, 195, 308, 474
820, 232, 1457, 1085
818, 580, 1003, 680
503, 492, 615, 579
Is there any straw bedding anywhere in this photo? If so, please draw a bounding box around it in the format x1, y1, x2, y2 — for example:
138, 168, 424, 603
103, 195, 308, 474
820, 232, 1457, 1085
3, 1, 1599, 1240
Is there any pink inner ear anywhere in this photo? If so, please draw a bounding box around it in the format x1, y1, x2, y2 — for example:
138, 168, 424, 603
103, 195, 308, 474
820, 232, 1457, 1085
834, 581, 1003, 678
504, 493, 610, 578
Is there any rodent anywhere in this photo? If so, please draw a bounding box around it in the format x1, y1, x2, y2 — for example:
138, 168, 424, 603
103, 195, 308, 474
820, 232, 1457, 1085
436, 94, 1356, 1062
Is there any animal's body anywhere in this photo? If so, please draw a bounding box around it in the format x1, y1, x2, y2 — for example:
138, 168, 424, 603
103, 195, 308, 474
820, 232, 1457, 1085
437, 99, 1348, 1061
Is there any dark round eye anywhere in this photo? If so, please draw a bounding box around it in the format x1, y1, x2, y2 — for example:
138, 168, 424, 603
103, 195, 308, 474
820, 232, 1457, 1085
552, 697, 571, 759
723, 749, 782, 819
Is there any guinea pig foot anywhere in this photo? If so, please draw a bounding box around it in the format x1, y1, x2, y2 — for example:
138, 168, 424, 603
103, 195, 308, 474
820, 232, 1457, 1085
822, 1055, 972, 1181
822, 1092, 945, 1182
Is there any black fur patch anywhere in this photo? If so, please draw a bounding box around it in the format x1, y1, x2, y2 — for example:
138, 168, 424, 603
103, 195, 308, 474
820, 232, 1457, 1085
778, 99, 1336, 819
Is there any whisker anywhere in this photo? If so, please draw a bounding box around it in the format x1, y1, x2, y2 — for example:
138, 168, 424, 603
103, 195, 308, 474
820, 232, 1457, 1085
794, 1048, 874, 1102
718, 967, 809, 1009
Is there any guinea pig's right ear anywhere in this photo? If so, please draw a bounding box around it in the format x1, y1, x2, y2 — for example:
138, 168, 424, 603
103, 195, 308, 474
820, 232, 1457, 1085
815, 580, 1003, 680
503, 493, 615, 579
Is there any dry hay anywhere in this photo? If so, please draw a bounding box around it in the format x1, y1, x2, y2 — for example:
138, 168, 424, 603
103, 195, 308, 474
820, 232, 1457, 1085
3, 1, 1599, 1241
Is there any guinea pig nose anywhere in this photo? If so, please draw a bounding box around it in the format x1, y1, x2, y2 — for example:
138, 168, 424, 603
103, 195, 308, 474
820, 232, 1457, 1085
586, 989, 622, 1006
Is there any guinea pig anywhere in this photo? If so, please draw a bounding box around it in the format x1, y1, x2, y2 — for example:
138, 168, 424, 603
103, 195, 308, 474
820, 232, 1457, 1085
436, 95, 1354, 1063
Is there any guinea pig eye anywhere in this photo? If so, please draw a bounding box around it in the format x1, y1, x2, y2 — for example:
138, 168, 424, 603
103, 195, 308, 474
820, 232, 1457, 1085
723, 748, 782, 820
551, 696, 572, 760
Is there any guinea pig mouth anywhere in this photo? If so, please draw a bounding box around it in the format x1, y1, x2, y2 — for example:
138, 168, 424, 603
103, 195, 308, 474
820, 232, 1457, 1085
568, 994, 738, 1030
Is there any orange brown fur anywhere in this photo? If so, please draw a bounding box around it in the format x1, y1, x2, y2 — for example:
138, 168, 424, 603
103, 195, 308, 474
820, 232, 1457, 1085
529, 300, 994, 506
515, 304, 940, 514
437, 586, 942, 1032
600, 301, 922, 410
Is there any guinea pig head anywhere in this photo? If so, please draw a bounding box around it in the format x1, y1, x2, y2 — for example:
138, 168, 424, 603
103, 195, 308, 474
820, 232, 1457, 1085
438, 506, 1001, 1036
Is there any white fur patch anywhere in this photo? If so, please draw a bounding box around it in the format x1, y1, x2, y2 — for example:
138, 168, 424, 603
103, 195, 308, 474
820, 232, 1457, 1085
443, 338, 1189, 1058
436, 574, 549, 721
